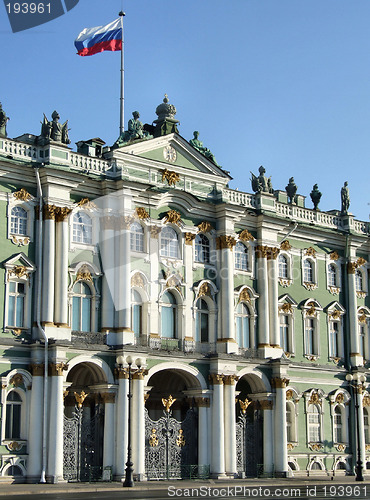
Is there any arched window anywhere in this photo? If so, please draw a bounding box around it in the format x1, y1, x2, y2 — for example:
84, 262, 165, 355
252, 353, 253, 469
355, 270, 363, 292
195, 298, 209, 343
303, 259, 314, 283
235, 242, 248, 271
328, 264, 337, 287
72, 282, 92, 332
72, 212, 92, 244
10, 207, 27, 236
306, 318, 316, 355
334, 406, 342, 443
278, 255, 288, 279
131, 290, 142, 337
359, 324, 366, 358
5, 391, 22, 439
7, 281, 25, 328
280, 314, 289, 352
161, 291, 177, 338
195, 234, 210, 264
286, 403, 293, 442
160, 227, 179, 258
329, 321, 340, 358
236, 302, 250, 348
5, 465, 23, 476
130, 222, 144, 252
364, 407, 370, 444
308, 404, 321, 442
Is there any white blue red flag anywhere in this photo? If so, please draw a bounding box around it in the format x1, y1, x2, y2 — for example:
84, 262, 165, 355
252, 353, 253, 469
74, 18, 122, 56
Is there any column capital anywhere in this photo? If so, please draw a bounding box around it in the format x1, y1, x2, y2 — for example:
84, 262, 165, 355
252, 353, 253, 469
132, 368, 148, 380
115, 367, 129, 379
209, 373, 225, 385
271, 377, 289, 389
267, 247, 280, 260
184, 232, 196, 245
216, 235, 236, 250
224, 374, 239, 385
150, 225, 161, 239
43, 204, 57, 220
49, 362, 68, 376
30, 363, 44, 376
256, 245, 269, 258
347, 261, 357, 274
100, 392, 116, 404
259, 400, 273, 410
194, 397, 211, 407
55, 206, 72, 222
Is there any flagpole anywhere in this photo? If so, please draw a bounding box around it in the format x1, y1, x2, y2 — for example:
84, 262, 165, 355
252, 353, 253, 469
119, 11, 125, 134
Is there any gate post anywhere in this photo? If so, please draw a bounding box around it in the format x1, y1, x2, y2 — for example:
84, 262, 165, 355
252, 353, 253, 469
210, 374, 226, 477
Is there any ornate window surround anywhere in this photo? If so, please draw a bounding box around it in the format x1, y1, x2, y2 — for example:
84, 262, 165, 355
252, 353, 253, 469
286, 387, 300, 446
302, 256, 318, 291
69, 207, 97, 253
328, 389, 350, 447
355, 266, 368, 298
325, 302, 346, 361
159, 224, 182, 262
233, 239, 255, 276
234, 286, 258, 349
192, 280, 218, 344
159, 287, 183, 340
326, 254, 342, 295
278, 294, 298, 356
304, 389, 325, 448
130, 271, 149, 339
358, 306, 370, 361
278, 252, 293, 287
7, 191, 35, 246
302, 299, 322, 360
130, 220, 146, 254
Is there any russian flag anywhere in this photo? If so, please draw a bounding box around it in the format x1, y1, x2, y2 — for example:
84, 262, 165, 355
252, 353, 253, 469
75, 18, 122, 57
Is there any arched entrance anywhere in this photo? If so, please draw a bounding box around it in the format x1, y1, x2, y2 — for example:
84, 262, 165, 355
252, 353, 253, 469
63, 361, 107, 481
144, 368, 200, 480
235, 374, 266, 478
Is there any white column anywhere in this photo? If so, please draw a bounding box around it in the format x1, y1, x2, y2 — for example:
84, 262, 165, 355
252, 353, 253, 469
184, 234, 195, 343
267, 251, 280, 348
100, 217, 115, 332
357, 391, 366, 471
132, 372, 145, 479
347, 263, 360, 366
210, 374, 225, 476
54, 210, 70, 326
117, 224, 132, 338
256, 246, 270, 347
262, 400, 274, 475
197, 399, 210, 467
103, 393, 116, 469
149, 226, 160, 339
274, 378, 288, 476
47, 363, 65, 483
27, 363, 44, 481
224, 376, 237, 476
42, 206, 55, 325
115, 372, 129, 478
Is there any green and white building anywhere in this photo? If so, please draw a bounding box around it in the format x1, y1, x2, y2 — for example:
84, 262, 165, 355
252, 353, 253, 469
0, 96, 369, 483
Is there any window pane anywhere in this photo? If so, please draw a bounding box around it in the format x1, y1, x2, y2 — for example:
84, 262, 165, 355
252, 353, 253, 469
72, 296, 80, 330
162, 306, 175, 338
15, 296, 24, 327
235, 242, 248, 270
81, 297, 91, 332
132, 304, 142, 337
279, 255, 288, 278
8, 295, 15, 326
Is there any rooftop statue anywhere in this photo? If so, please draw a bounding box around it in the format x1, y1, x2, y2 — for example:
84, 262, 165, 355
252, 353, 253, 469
285, 177, 298, 204
114, 111, 152, 148
310, 184, 322, 210
341, 181, 350, 215
189, 131, 219, 166
0, 103, 10, 138
39, 111, 70, 145
250, 166, 274, 194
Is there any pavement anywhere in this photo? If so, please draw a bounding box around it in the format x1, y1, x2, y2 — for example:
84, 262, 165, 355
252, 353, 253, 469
0, 476, 370, 497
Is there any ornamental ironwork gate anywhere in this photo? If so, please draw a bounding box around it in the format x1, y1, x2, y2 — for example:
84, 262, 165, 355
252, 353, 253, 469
236, 409, 263, 477
145, 407, 197, 479
63, 404, 104, 481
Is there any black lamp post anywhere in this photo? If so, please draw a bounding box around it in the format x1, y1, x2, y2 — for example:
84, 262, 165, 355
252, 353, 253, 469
346, 371, 367, 481
123, 355, 134, 487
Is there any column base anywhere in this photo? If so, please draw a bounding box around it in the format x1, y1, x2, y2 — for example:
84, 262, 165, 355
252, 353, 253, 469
33, 325, 71, 341
26, 475, 42, 484
258, 345, 282, 359
350, 353, 364, 367
210, 472, 228, 479
217, 339, 238, 354
274, 471, 288, 478
46, 475, 66, 484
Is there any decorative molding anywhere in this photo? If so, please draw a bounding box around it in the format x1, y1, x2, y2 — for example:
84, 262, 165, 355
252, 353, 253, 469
55, 206, 72, 222
77, 198, 97, 210
13, 187, 32, 201
303, 282, 318, 291
280, 240, 292, 251
347, 261, 357, 274
330, 251, 340, 261
7, 441, 23, 452
238, 397, 252, 414
356, 291, 367, 299
335, 444, 346, 452
132, 368, 148, 380
184, 232, 196, 245
216, 235, 236, 250
161, 168, 180, 186
305, 247, 317, 258
286, 390, 294, 400
162, 394, 176, 413
267, 247, 280, 260
306, 302, 317, 317
358, 310, 368, 324
198, 282, 212, 298
363, 396, 370, 407
279, 303, 292, 314
308, 391, 321, 406
131, 272, 145, 288
8, 265, 30, 281
271, 377, 289, 389
43, 204, 56, 220
239, 289, 251, 303
76, 266, 93, 283
30, 363, 44, 376
197, 221, 213, 233
10, 374, 23, 387
330, 310, 342, 320
357, 257, 367, 267
238, 229, 255, 242
74, 390, 89, 408
115, 367, 129, 379
136, 207, 150, 220
224, 374, 239, 385
278, 278, 292, 287
335, 393, 345, 404
164, 209, 181, 225
309, 443, 323, 452
194, 397, 210, 408
329, 286, 340, 295
256, 245, 269, 258
10, 235, 30, 246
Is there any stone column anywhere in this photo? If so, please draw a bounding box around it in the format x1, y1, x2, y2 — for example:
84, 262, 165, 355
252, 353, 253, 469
27, 362, 44, 482
256, 246, 270, 349
347, 262, 361, 366
54, 207, 72, 327
357, 389, 366, 473
148, 226, 161, 342
195, 397, 210, 468
267, 248, 281, 350
210, 374, 225, 477
273, 377, 289, 477
100, 215, 115, 333
132, 370, 146, 479
117, 217, 133, 344
261, 399, 274, 476
224, 375, 238, 477
47, 362, 67, 483
115, 368, 129, 479
184, 233, 196, 346
102, 392, 116, 471
42, 205, 56, 325
216, 235, 237, 353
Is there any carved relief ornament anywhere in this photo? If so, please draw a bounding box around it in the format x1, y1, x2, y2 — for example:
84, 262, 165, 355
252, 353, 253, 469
13, 188, 32, 201
77, 198, 97, 210
76, 266, 93, 283
162, 394, 176, 413
131, 272, 145, 288
185, 232, 196, 245
305, 247, 317, 258
256, 245, 269, 258
8, 265, 30, 281
280, 240, 292, 251
347, 262, 357, 274
198, 282, 212, 298
216, 235, 236, 250
239, 288, 251, 303
209, 373, 225, 385
308, 391, 321, 405
267, 247, 280, 260
197, 221, 213, 233
161, 168, 180, 186
271, 377, 289, 389
164, 210, 182, 225
49, 362, 68, 376
43, 204, 56, 220
55, 206, 72, 222
150, 225, 161, 239
279, 303, 292, 314
10, 374, 24, 387
239, 229, 255, 242
136, 207, 150, 220
330, 251, 340, 261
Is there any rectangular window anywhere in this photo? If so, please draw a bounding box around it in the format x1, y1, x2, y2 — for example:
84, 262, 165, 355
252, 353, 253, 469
306, 318, 316, 355
308, 413, 320, 442
7, 282, 25, 328
280, 315, 289, 352
330, 322, 339, 357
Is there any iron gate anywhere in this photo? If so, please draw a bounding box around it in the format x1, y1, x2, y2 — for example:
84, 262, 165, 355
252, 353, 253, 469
236, 409, 263, 477
145, 406, 197, 479
63, 404, 104, 481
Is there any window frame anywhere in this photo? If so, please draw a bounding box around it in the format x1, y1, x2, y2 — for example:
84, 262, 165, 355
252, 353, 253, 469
194, 234, 210, 264
160, 290, 178, 339
160, 226, 180, 260
194, 298, 209, 343
234, 241, 249, 272
71, 281, 93, 332
130, 221, 145, 253
7, 197, 35, 245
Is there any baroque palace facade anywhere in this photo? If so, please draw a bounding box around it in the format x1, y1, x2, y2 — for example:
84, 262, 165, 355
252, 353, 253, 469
0, 96, 369, 483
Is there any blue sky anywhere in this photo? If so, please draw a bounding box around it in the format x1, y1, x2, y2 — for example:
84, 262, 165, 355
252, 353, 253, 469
1, 0, 370, 221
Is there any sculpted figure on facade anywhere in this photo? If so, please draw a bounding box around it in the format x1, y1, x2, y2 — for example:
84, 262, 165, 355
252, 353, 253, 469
0, 102, 10, 137
285, 177, 298, 204
39, 110, 70, 145
114, 111, 152, 147
251, 166, 274, 194
340, 181, 350, 215
189, 130, 219, 166
310, 183, 322, 210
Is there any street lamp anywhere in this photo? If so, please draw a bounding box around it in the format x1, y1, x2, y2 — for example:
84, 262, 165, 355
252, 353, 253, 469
117, 355, 142, 487
345, 371, 367, 481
